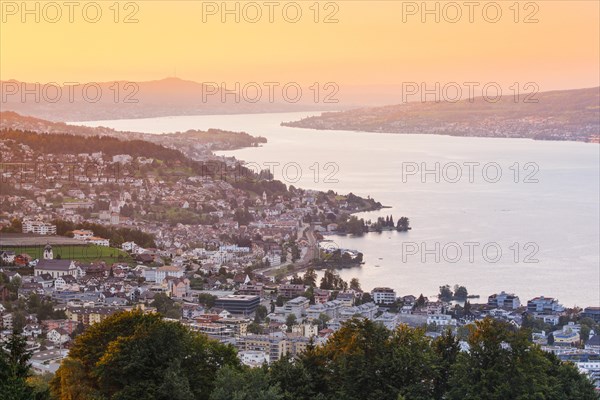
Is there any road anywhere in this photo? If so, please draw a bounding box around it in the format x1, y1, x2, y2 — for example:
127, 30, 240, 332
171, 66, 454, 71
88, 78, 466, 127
255, 223, 317, 276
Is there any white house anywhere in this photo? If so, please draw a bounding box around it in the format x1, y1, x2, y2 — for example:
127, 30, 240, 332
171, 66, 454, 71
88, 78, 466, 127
54, 275, 79, 292
72, 230, 94, 240
238, 350, 269, 367
86, 237, 110, 247
283, 297, 310, 319
47, 328, 70, 344
22, 220, 57, 235
22, 324, 43, 338
155, 266, 185, 283
371, 287, 397, 305
122, 241, 139, 253
427, 314, 457, 327
0, 251, 16, 264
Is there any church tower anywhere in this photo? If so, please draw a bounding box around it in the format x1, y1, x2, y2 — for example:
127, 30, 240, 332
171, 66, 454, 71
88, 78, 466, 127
43, 244, 53, 260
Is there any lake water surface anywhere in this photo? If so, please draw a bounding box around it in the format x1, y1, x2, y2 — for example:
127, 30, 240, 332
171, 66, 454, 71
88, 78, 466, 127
76, 112, 600, 307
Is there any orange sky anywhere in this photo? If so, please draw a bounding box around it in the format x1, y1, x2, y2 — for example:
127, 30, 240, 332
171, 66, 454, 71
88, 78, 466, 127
1, 1, 599, 91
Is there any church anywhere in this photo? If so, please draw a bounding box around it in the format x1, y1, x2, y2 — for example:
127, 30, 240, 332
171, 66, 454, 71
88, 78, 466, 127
34, 244, 81, 279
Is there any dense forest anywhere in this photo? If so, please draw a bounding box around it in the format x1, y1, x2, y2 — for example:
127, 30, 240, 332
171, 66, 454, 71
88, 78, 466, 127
3, 311, 596, 400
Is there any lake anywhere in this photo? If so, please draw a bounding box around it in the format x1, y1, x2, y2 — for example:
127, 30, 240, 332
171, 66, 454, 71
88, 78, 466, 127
76, 112, 600, 307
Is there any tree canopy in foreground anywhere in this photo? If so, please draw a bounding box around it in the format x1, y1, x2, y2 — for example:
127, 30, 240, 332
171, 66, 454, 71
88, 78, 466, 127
49, 311, 239, 400
47, 311, 598, 400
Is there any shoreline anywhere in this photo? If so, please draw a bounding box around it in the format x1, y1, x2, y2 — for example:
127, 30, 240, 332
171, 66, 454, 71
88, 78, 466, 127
280, 123, 600, 144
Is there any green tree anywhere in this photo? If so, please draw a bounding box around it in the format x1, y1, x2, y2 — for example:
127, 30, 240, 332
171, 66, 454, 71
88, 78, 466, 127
197, 293, 217, 308
303, 268, 317, 287
396, 217, 410, 232
50, 311, 239, 400
447, 318, 598, 400
416, 294, 426, 308
432, 329, 460, 399
438, 285, 453, 302
319, 269, 347, 291
27, 373, 53, 400
0, 331, 34, 400
269, 351, 328, 400
247, 322, 264, 334
286, 314, 297, 331
210, 365, 283, 400
453, 285, 468, 299
255, 305, 268, 323
276, 296, 285, 307
317, 313, 331, 330
152, 292, 182, 318
349, 278, 361, 292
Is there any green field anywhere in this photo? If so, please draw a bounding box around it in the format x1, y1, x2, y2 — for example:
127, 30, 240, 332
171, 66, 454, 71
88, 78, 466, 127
7, 245, 132, 264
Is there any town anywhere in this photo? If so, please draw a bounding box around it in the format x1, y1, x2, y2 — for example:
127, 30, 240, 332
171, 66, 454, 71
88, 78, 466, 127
0, 121, 598, 397
1, 245, 599, 389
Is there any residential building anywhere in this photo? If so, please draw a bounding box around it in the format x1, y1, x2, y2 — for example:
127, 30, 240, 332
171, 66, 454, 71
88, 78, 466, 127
283, 296, 310, 319
553, 329, 580, 345
239, 333, 287, 362
164, 276, 190, 298
86, 237, 110, 247
427, 314, 457, 327
371, 287, 397, 305
54, 275, 78, 291
214, 295, 260, 315
582, 307, 600, 322
527, 296, 564, 314
238, 350, 269, 367
155, 265, 185, 283
237, 283, 264, 297
66, 306, 119, 326
122, 241, 139, 253
72, 230, 94, 240
22, 220, 56, 235
47, 328, 70, 344
488, 291, 521, 310
291, 323, 318, 338
278, 284, 306, 299
375, 311, 401, 330
0, 251, 16, 264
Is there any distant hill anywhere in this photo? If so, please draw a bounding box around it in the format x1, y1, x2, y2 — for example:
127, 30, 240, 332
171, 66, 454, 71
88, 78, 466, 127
0, 77, 336, 121
0, 111, 266, 160
282, 87, 600, 142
